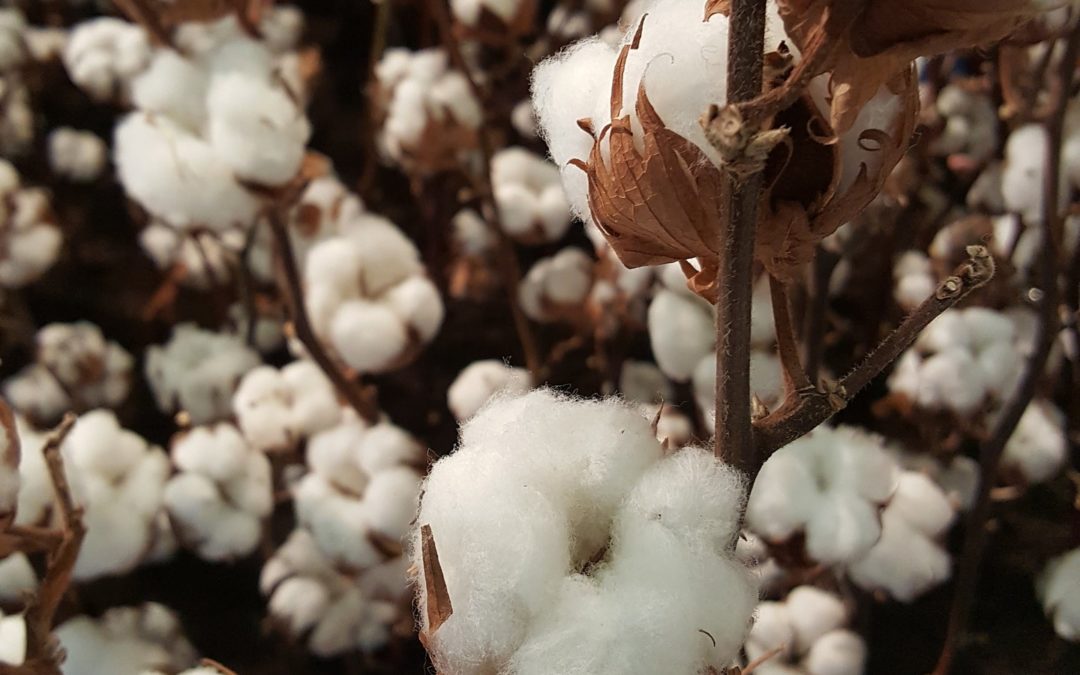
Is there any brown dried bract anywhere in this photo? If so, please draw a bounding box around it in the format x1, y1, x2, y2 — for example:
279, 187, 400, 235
420, 524, 453, 635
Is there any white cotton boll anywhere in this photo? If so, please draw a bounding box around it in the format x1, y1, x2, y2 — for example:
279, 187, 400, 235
917, 311, 972, 353
915, 349, 986, 414
131, 51, 209, 131
270, 576, 331, 634
512, 99, 538, 139
206, 74, 310, 186
429, 72, 482, 130
114, 113, 260, 231
746, 602, 796, 661
451, 0, 522, 25
0, 610, 25, 667
47, 128, 107, 182
976, 340, 1022, 397
260, 5, 305, 53
382, 275, 445, 341
519, 248, 594, 322
3, 365, 70, 425
1002, 400, 1067, 484
355, 421, 424, 475
346, 222, 422, 294
363, 466, 421, 538
63, 18, 151, 100
750, 350, 784, 408
448, 360, 533, 421
887, 472, 955, 538
329, 300, 408, 373
1038, 547, 1080, 641
232, 361, 341, 452
1002, 124, 1070, 223
0, 553, 36, 603
894, 251, 934, 311
619, 360, 673, 404
56, 604, 196, 675
785, 586, 848, 654
803, 630, 866, 675
492, 147, 571, 242
744, 449, 820, 542
648, 289, 714, 381
803, 492, 882, 566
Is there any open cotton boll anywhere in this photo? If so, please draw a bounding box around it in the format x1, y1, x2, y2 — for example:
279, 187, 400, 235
145, 323, 261, 425
47, 127, 107, 182
0, 160, 62, 289
1001, 399, 1067, 484
131, 50, 209, 131
57, 604, 197, 675
0, 553, 36, 603
492, 147, 572, 242
115, 113, 260, 231
648, 288, 714, 381
63, 18, 151, 101
893, 250, 935, 311
930, 85, 998, 164
894, 451, 980, 512
747, 425, 900, 565
1002, 124, 1070, 223
848, 472, 955, 602
518, 247, 594, 322
232, 361, 342, 453
1037, 547, 1080, 641
744, 585, 863, 675
448, 360, 533, 421
0, 608, 25, 667
414, 390, 754, 673
164, 423, 272, 560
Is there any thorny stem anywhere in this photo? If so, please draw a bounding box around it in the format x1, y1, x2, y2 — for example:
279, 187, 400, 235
931, 23, 1080, 675
712, 0, 767, 473
23, 414, 82, 671
266, 210, 380, 425
430, 0, 543, 377
768, 274, 813, 396
752, 247, 995, 472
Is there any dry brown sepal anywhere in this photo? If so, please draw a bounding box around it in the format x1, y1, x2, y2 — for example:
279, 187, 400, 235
417, 523, 453, 666
454, 0, 538, 45
774, 0, 1053, 133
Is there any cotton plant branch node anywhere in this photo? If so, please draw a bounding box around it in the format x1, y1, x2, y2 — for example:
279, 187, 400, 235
701, 103, 790, 182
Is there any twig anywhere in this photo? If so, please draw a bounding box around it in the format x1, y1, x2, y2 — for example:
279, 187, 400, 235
768, 274, 813, 396
430, 0, 543, 378
266, 210, 380, 425
23, 414, 82, 670
712, 0, 767, 473
753, 246, 995, 467
931, 23, 1080, 675
802, 247, 840, 381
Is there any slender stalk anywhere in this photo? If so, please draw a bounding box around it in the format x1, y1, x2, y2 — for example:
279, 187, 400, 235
769, 274, 814, 396
430, 0, 543, 377
803, 247, 840, 381
713, 0, 767, 473
266, 210, 380, 425
931, 24, 1080, 675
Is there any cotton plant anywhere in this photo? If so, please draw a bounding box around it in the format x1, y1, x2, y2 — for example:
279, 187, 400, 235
47, 127, 107, 182
491, 147, 573, 243
0, 159, 62, 289
847, 471, 956, 602
447, 208, 499, 300
1037, 547, 1080, 642
412, 390, 757, 674
744, 586, 866, 675
518, 247, 595, 323
232, 360, 342, 453
746, 425, 900, 566
373, 47, 482, 173
145, 323, 261, 425
163, 423, 273, 561
3, 321, 133, 425
261, 528, 412, 657
56, 603, 197, 675
293, 409, 424, 569
303, 215, 444, 373
447, 360, 533, 421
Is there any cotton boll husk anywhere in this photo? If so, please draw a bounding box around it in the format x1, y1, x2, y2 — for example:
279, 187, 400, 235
803, 629, 866, 675
784, 586, 847, 654
448, 360, 533, 421
648, 289, 714, 381
114, 113, 259, 231
329, 300, 408, 372
1002, 400, 1067, 484
381, 275, 444, 341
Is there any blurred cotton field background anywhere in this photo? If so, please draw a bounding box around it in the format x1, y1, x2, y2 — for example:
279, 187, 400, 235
0, 0, 1078, 674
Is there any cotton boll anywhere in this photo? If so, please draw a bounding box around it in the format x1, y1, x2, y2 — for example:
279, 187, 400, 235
56, 604, 196, 675
917, 311, 973, 353
232, 361, 342, 453
330, 301, 409, 372
746, 601, 796, 662
893, 250, 935, 311
0, 553, 35, 603
362, 466, 421, 539
914, 349, 986, 414
648, 289, 714, 381
131, 50, 209, 131
382, 275, 445, 341
448, 360, 533, 421
1002, 124, 1069, 223
47, 127, 107, 182
803, 629, 866, 675
519, 248, 594, 322
63, 18, 151, 100
1038, 547, 1080, 641
492, 147, 572, 242
1002, 399, 1067, 484
0, 161, 62, 289
784, 586, 848, 653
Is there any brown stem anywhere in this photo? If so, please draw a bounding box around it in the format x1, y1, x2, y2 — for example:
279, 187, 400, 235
769, 274, 813, 396
753, 246, 995, 468
931, 24, 1080, 675
24, 414, 82, 670
712, 0, 767, 473
802, 247, 840, 381
430, 0, 543, 377
266, 210, 380, 425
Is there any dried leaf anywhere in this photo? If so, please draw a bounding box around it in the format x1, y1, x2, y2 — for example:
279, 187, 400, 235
703, 0, 732, 20
421, 524, 453, 634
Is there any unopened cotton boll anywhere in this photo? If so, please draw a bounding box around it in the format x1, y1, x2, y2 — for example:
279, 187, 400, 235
56, 604, 197, 675
63, 18, 151, 101
414, 390, 756, 674
232, 360, 342, 452
47, 128, 107, 181
1037, 547, 1080, 641
0, 159, 62, 289
519, 247, 594, 322
447, 360, 532, 421
1001, 399, 1067, 484
848, 471, 955, 602
145, 323, 261, 425
747, 425, 900, 565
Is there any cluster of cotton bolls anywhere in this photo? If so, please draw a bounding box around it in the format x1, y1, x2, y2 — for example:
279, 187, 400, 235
232, 360, 342, 453
56, 603, 197, 675
743, 586, 866, 675
47, 127, 108, 182
373, 48, 482, 171
930, 84, 998, 168
888, 307, 1028, 416
14, 411, 173, 580
1038, 547, 1080, 642
491, 147, 572, 243
261, 528, 412, 656
447, 360, 532, 421
413, 389, 757, 674
303, 215, 444, 373
519, 247, 594, 323
163, 423, 272, 561
145, 323, 261, 425
62, 18, 151, 101
293, 410, 423, 569
3, 321, 133, 425
0, 159, 62, 289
